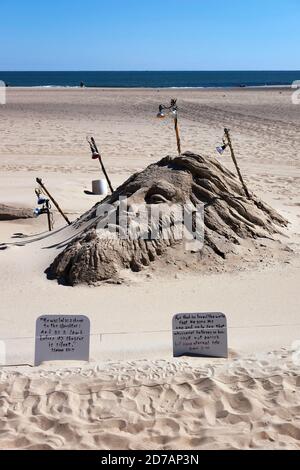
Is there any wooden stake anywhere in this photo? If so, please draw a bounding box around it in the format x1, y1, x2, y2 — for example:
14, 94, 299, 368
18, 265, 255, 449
90, 137, 114, 194
157, 99, 182, 155
45, 200, 52, 232
224, 128, 251, 199
36, 178, 71, 225
174, 116, 181, 155
170, 99, 181, 155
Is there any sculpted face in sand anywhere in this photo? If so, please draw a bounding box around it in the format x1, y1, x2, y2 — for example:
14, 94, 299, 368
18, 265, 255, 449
48, 152, 288, 286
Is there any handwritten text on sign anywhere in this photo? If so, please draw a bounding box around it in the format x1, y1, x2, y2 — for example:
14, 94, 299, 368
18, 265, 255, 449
35, 315, 90, 366
173, 312, 228, 358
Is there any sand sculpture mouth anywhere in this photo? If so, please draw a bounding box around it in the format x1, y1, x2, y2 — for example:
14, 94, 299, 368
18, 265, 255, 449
48, 152, 289, 286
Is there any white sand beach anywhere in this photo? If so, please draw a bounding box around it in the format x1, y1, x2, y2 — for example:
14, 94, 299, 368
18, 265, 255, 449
0, 87, 300, 450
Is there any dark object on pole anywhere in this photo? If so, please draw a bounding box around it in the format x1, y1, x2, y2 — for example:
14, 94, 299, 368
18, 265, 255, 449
87, 136, 114, 194
223, 129, 251, 200
36, 178, 71, 225
157, 98, 181, 155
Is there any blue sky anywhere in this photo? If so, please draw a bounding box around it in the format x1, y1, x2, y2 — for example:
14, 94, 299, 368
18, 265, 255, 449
0, 0, 299, 70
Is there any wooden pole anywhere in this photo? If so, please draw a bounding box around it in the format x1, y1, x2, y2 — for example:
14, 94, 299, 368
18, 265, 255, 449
157, 99, 182, 155
36, 178, 71, 225
45, 200, 52, 232
224, 128, 251, 199
91, 138, 114, 194
174, 116, 181, 155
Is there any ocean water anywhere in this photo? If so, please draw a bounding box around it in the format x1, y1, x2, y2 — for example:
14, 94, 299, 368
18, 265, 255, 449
0, 71, 299, 88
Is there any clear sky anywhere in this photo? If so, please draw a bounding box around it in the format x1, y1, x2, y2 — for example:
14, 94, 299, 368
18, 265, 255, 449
0, 0, 299, 71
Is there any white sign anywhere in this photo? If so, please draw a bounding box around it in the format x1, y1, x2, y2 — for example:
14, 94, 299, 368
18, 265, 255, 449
35, 315, 90, 366
173, 312, 228, 358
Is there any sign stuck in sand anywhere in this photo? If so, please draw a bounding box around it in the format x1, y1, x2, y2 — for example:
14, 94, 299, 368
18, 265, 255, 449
34, 315, 90, 366
173, 312, 228, 358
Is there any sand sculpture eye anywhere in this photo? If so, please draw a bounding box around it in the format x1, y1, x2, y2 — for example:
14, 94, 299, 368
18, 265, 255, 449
145, 182, 178, 205
146, 193, 170, 204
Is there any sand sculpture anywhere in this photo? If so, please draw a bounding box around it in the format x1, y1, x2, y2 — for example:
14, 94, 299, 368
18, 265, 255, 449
48, 152, 288, 285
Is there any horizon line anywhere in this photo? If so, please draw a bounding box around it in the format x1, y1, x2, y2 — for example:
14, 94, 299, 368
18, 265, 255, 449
1, 70, 300, 73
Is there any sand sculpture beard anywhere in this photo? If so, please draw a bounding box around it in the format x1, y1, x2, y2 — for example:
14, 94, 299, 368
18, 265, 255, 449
48, 152, 289, 286
93, 194, 204, 249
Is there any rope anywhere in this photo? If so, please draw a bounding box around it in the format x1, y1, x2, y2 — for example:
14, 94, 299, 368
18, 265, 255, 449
1, 322, 300, 342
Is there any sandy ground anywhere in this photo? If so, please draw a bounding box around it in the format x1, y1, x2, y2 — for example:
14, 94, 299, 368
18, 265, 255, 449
0, 87, 300, 450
